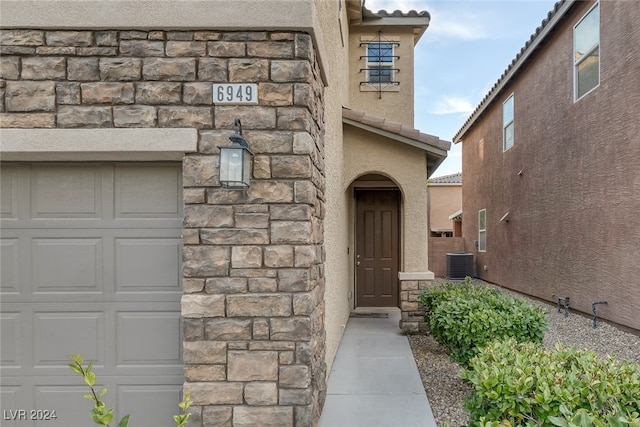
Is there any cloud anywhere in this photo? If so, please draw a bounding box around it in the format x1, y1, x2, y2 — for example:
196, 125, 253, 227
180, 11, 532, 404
432, 97, 475, 115
366, 0, 490, 41
429, 17, 489, 41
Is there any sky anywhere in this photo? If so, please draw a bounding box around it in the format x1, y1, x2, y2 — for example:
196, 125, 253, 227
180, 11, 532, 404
366, 0, 558, 177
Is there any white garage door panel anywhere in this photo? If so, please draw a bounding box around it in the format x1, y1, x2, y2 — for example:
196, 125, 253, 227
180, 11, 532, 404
1, 164, 19, 218
32, 238, 102, 292
115, 164, 181, 217
30, 165, 103, 218
0, 239, 20, 293
116, 238, 182, 291
0, 162, 183, 426
117, 311, 182, 365
1, 313, 21, 366
33, 312, 105, 367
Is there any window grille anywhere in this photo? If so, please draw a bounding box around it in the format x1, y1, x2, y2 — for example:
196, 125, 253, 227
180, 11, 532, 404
359, 31, 400, 98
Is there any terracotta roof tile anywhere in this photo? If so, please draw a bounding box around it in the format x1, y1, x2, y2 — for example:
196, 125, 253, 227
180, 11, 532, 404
342, 107, 451, 152
362, 2, 430, 19
430, 172, 462, 184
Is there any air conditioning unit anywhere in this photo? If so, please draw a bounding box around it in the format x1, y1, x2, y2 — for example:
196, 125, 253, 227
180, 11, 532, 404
446, 252, 474, 280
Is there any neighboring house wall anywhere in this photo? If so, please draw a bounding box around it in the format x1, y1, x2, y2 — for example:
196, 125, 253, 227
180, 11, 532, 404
428, 237, 465, 278
428, 181, 462, 235
458, 0, 640, 331
427, 175, 462, 277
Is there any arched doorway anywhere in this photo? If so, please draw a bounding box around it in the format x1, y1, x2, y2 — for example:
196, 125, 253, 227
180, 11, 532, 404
352, 174, 400, 307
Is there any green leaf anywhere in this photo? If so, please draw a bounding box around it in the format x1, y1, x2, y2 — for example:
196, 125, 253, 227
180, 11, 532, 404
85, 370, 96, 387
548, 416, 570, 427
99, 412, 114, 425
69, 354, 84, 365
98, 387, 108, 397
117, 414, 130, 427
68, 363, 84, 375
570, 410, 593, 427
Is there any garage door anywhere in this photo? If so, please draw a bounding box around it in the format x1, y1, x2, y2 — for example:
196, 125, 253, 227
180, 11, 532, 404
1, 162, 184, 427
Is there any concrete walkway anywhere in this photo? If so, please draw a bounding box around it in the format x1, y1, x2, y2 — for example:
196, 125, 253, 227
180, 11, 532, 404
319, 309, 437, 427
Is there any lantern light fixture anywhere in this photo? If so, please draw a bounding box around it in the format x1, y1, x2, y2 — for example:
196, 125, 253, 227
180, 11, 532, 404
219, 118, 253, 188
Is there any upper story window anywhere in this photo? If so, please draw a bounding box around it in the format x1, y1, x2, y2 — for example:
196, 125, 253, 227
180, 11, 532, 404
503, 94, 514, 151
359, 33, 400, 98
367, 42, 395, 84
574, 3, 600, 100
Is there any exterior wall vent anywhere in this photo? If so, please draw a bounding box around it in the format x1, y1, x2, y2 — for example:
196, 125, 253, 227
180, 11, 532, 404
446, 252, 474, 280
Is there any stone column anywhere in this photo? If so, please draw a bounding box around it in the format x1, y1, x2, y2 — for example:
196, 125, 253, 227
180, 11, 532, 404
181, 32, 327, 427
399, 278, 432, 334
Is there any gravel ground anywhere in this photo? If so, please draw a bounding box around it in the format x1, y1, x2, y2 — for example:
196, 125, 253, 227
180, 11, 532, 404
408, 278, 640, 427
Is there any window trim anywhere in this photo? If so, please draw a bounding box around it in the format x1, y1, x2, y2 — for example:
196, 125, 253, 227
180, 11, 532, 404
573, 2, 600, 102
478, 209, 486, 252
502, 93, 515, 152
366, 42, 395, 84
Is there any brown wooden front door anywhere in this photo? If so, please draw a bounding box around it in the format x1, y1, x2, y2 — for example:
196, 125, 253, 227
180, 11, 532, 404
355, 189, 399, 307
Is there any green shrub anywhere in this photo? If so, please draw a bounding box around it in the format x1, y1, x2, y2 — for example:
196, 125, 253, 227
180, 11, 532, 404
419, 277, 490, 311
420, 281, 547, 364
461, 340, 640, 426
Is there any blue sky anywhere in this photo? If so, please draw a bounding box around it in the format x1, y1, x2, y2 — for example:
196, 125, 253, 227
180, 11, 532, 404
366, 0, 558, 177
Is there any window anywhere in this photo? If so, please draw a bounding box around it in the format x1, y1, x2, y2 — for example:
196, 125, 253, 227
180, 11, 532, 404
367, 42, 394, 84
478, 209, 486, 252
574, 3, 600, 100
503, 94, 514, 151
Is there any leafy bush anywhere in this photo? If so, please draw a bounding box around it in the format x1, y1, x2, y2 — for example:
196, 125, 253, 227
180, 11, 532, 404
461, 340, 640, 426
419, 281, 547, 364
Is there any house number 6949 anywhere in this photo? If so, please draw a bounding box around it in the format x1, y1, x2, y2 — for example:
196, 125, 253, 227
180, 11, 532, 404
213, 84, 258, 105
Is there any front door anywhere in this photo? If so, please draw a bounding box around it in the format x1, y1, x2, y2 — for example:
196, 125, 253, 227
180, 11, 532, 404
355, 189, 399, 307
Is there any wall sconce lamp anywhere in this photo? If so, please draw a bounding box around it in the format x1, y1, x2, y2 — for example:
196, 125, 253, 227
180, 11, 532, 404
219, 118, 253, 188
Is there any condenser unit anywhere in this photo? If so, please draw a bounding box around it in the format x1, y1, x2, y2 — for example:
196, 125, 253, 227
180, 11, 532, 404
446, 252, 474, 280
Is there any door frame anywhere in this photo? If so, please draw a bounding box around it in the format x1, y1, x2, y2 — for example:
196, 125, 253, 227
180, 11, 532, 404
353, 187, 401, 308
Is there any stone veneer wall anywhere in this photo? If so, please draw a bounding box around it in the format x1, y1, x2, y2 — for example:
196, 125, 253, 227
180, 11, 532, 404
399, 280, 430, 334
0, 29, 327, 427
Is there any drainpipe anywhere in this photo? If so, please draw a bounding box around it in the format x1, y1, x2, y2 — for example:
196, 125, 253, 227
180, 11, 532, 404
592, 301, 608, 328
557, 296, 570, 318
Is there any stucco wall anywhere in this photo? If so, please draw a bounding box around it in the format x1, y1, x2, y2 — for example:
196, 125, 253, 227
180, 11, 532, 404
347, 27, 415, 126
428, 184, 462, 232
312, 0, 351, 375
343, 125, 429, 273
460, 0, 640, 331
